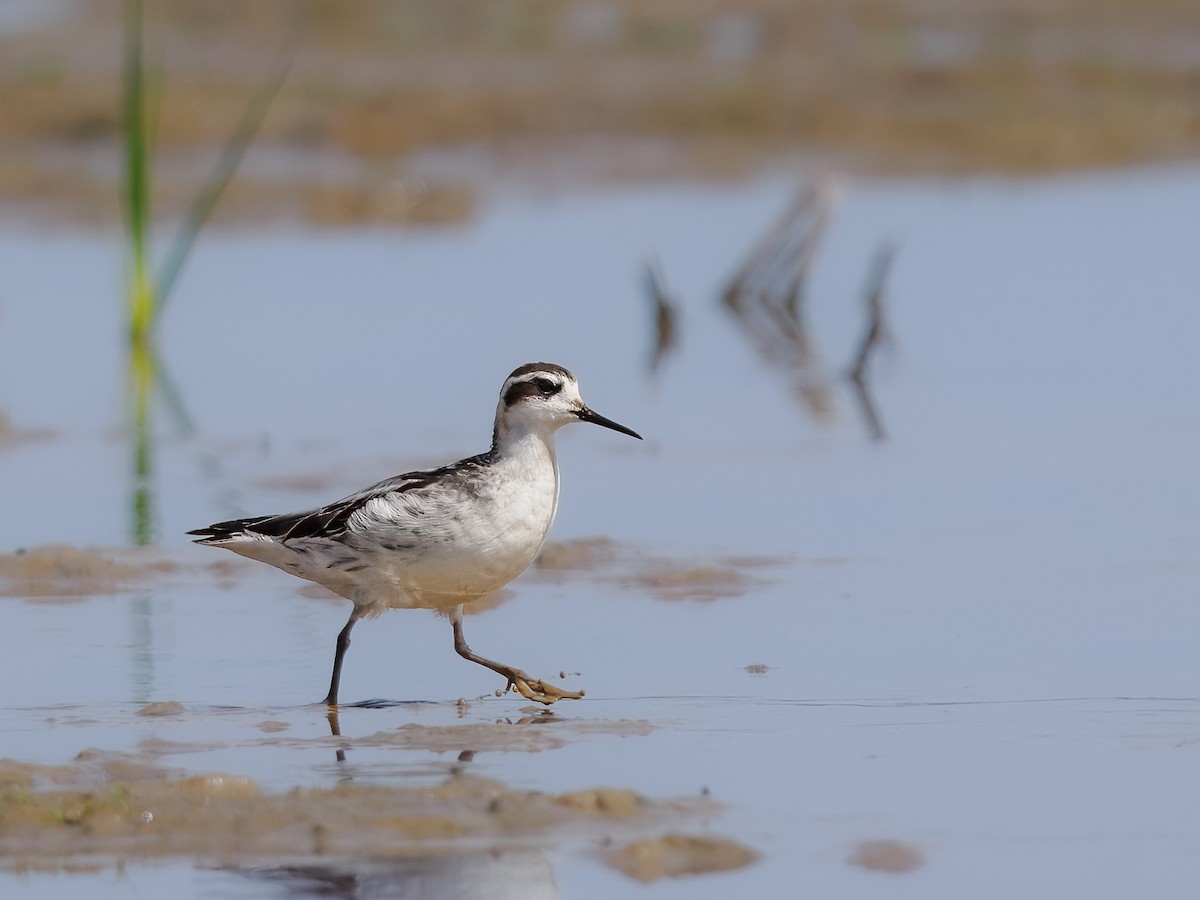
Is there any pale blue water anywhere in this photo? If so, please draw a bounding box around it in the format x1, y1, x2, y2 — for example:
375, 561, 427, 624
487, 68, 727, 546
1, 165, 1199, 897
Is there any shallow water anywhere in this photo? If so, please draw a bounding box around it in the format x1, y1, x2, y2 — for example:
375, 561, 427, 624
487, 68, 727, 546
2, 166, 1200, 896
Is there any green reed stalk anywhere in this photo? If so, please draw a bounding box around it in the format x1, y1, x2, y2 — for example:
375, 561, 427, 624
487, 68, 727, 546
122, 0, 154, 347
120, 0, 295, 342
130, 339, 155, 544
119, 0, 294, 543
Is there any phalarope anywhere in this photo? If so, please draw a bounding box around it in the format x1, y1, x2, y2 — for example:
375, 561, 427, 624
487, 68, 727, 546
189, 363, 642, 706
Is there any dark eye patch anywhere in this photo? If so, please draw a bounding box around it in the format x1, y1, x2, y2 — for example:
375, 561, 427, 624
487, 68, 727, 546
503, 375, 563, 407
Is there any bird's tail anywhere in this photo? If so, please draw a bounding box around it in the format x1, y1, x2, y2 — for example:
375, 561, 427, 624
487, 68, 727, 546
186, 516, 273, 544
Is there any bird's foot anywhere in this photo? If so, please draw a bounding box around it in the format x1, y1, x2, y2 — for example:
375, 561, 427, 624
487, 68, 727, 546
497, 668, 585, 705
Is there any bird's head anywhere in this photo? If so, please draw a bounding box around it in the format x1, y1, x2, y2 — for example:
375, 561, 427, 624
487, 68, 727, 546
493, 362, 642, 447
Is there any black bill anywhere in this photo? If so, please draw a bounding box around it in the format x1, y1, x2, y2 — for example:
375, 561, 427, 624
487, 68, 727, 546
577, 406, 643, 440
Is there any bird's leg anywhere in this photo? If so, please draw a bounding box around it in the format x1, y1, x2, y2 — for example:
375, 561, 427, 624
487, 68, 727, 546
323, 608, 362, 706
450, 605, 584, 705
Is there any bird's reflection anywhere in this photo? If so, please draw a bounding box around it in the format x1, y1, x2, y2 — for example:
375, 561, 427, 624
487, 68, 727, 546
235, 713, 565, 899
327, 707, 349, 763
230, 849, 560, 900
324, 702, 560, 768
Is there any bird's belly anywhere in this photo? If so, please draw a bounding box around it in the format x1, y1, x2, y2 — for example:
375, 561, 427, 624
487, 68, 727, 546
344, 481, 556, 611
374, 547, 533, 607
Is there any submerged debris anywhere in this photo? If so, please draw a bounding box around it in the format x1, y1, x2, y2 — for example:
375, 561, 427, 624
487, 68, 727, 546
721, 176, 897, 440
847, 240, 897, 441
535, 537, 622, 572
607, 833, 759, 882
536, 537, 786, 602
136, 702, 185, 718
627, 565, 753, 602
0, 415, 56, 449
721, 176, 843, 422
847, 240, 896, 386
0, 546, 175, 598
0, 759, 707, 864
722, 176, 842, 318
848, 839, 925, 873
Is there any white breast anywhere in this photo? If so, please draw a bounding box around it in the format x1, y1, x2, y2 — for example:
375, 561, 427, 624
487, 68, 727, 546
338, 433, 560, 613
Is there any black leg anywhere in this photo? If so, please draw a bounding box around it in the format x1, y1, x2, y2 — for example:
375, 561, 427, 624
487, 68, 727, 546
451, 607, 515, 677
449, 605, 583, 704
323, 609, 361, 706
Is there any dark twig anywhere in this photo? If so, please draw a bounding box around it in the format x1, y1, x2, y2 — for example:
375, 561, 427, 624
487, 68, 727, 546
722, 174, 841, 318
848, 241, 895, 384
643, 259, 679, 373
721, 176, 843, 421
847, 240, 896, 441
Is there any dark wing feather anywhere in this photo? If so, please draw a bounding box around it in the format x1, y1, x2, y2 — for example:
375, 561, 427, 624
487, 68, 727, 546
187, 453, 493, 544
187, 513, 276, 539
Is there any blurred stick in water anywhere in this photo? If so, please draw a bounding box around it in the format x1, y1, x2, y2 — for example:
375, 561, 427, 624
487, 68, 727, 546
848, 241, 895, 384
643, 259, 679, 373
722, 175, 841, 319
721, 176, 843, 420
847, 241, 896, 442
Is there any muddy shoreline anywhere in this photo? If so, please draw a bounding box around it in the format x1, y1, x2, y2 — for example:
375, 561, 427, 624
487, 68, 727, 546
4, 0, 1200, 226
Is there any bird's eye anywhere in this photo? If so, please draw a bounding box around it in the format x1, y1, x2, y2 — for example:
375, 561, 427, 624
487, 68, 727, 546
533, 377, 559, 395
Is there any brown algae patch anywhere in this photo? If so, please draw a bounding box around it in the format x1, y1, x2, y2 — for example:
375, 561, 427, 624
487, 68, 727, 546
0, 760, 705, 862
536, 538, 786, 602
0, 546, 176, 599
536, 538, 622, 572
69, 750, 173, 787
628, 566, 755, 602
848, 839, 925, 873
607, 833, 759, 882
136, 702, 185, 718
0, 415, 56, 449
